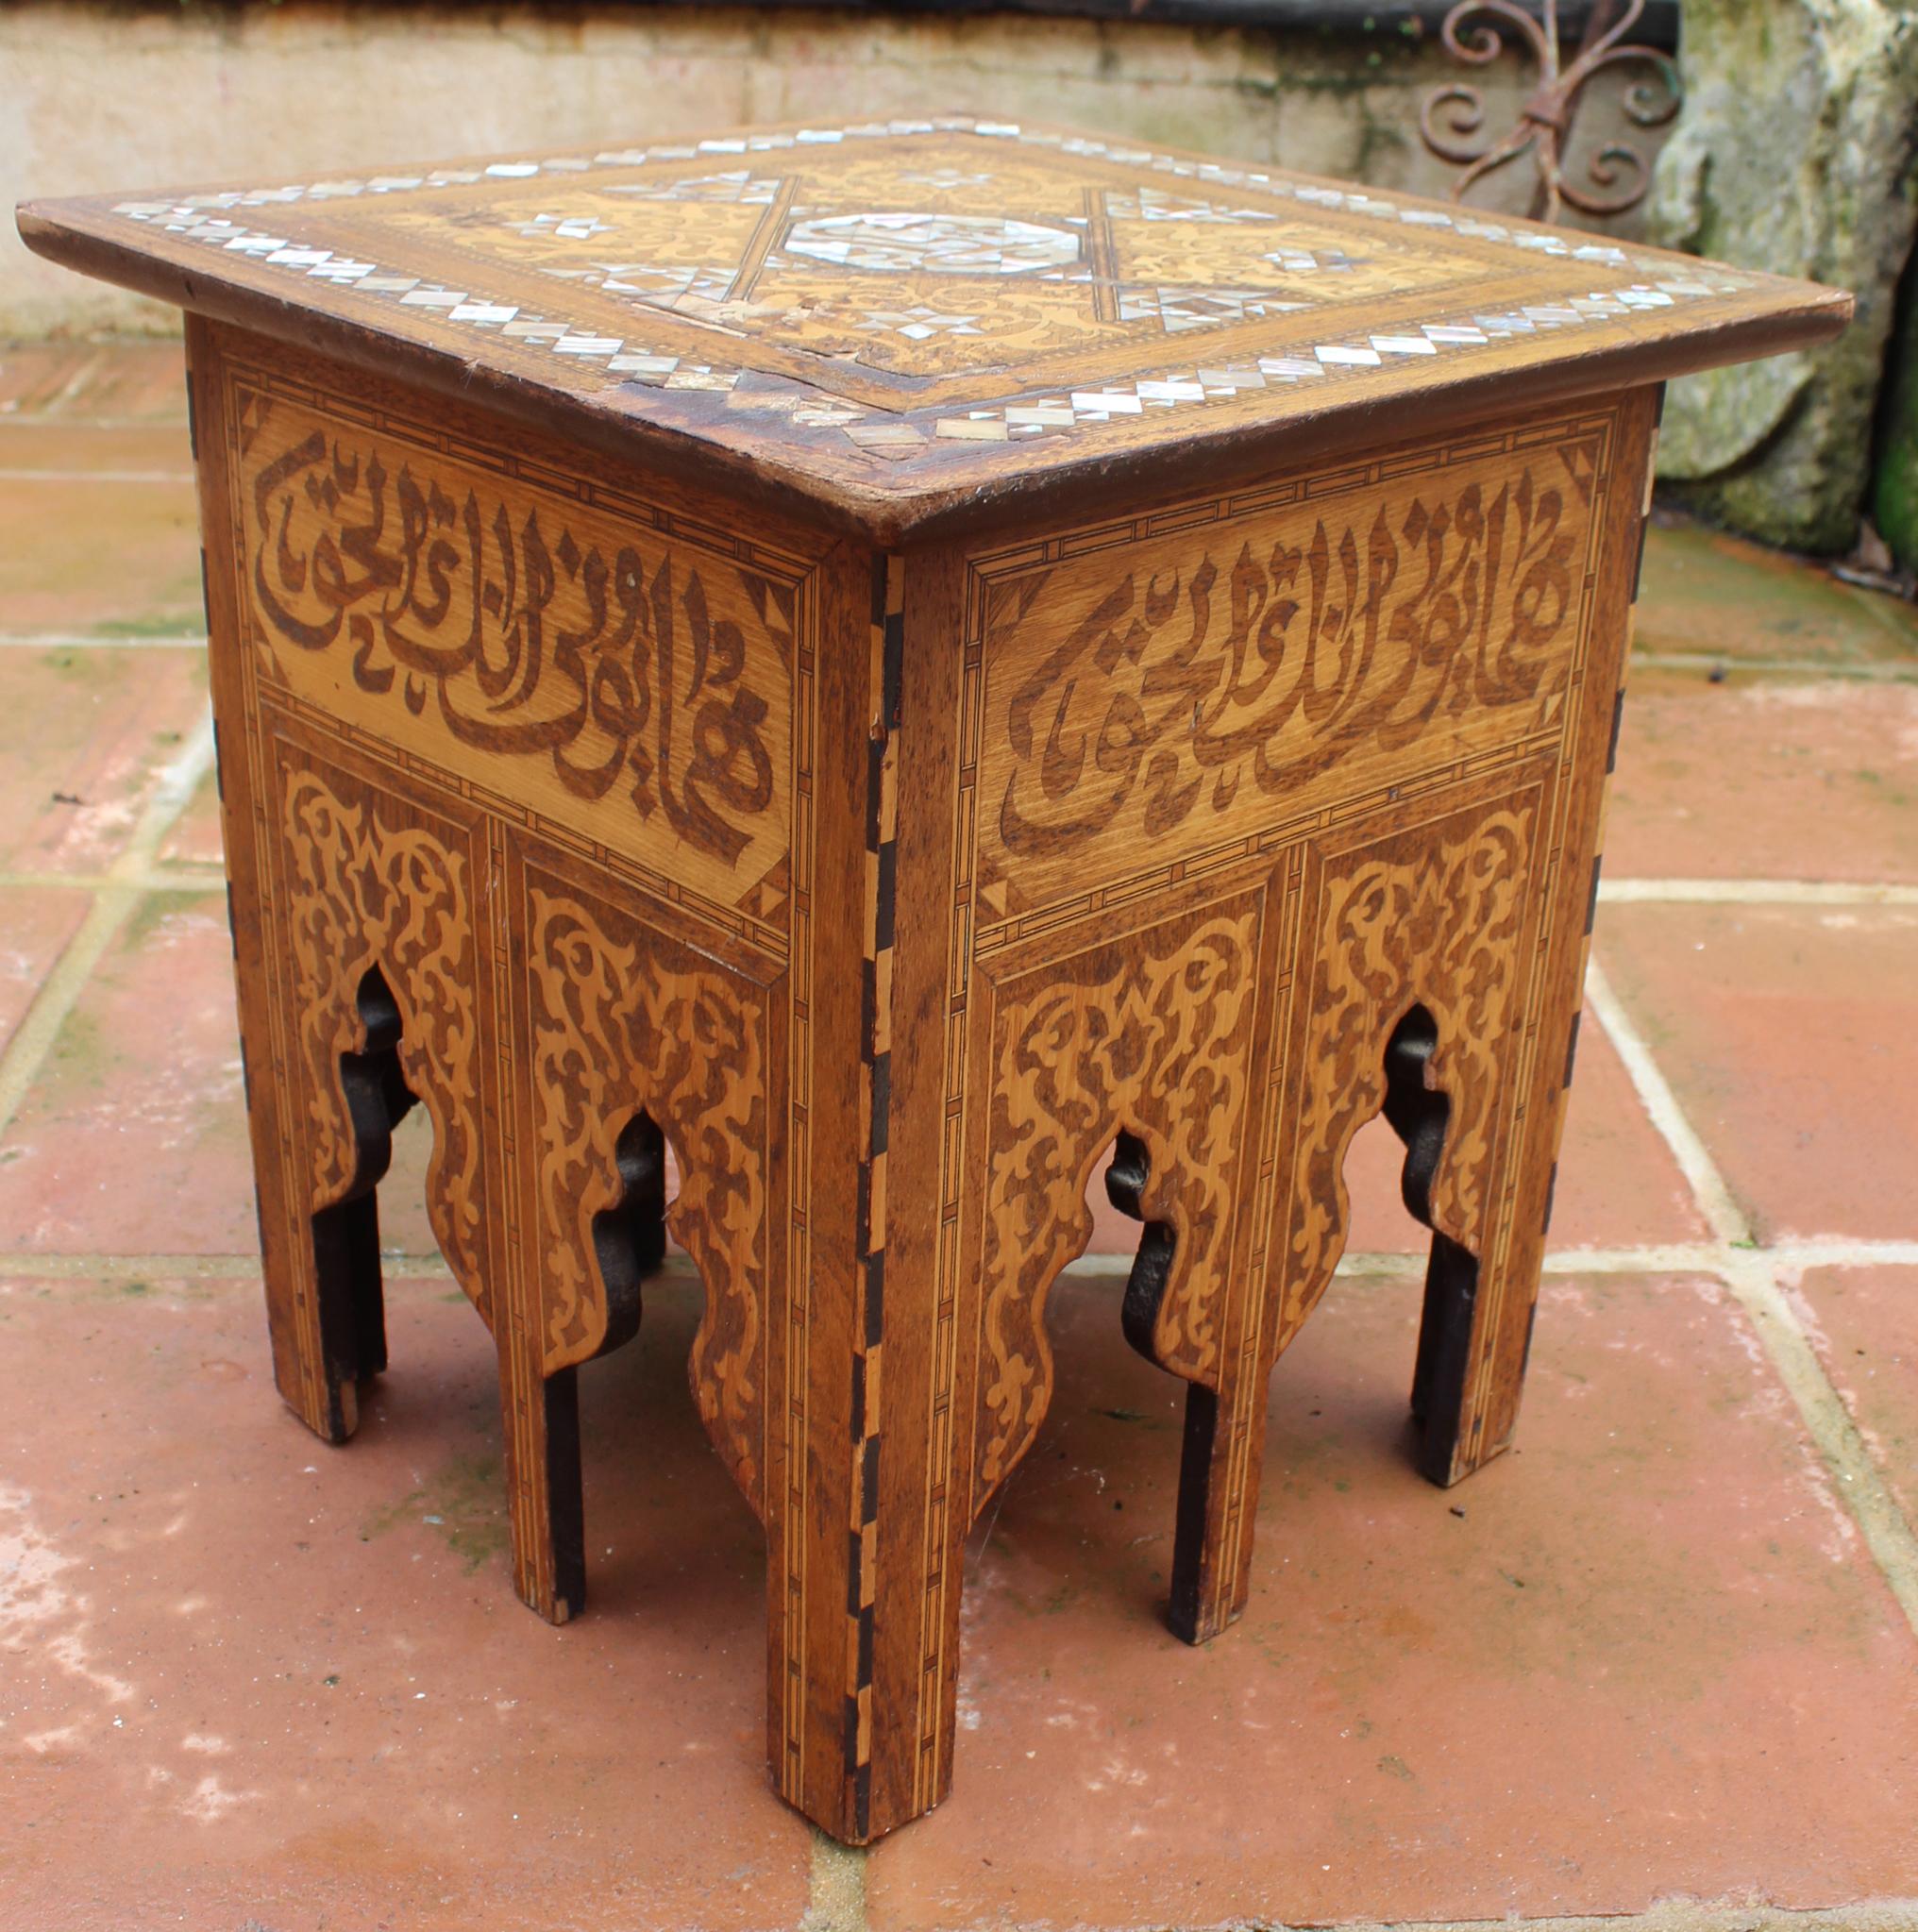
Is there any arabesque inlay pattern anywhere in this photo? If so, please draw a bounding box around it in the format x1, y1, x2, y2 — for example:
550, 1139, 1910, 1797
1277, 797, 1539, 1349
973, 898, 1263, 1495
278, 761, 488, 1305
526, 880, 772, 1507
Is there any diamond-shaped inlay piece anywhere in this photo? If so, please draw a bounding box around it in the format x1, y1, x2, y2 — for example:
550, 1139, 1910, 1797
856, 306, 985, 341
512, 211, 614, 242
784, 212, 1083, 276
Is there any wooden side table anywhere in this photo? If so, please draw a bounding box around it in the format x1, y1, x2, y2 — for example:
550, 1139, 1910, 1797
19, 118, 1846, 1842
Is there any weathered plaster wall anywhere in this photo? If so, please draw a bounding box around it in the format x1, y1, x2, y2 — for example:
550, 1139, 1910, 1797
1, 0, 1664, 338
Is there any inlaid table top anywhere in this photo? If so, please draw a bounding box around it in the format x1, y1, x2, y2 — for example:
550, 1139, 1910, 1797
19, 114, 1848, 537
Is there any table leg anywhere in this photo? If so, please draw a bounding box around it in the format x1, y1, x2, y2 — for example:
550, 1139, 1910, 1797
1383, 1002, 1489, 1481
496, 1327, 587, 1625
220, 739, 496, 1452
966, 892, 1271, 1661
237, 937, 405, 1444
493, 1105, 665, 1628
304, 965, 411, 1402
1101, 1130, 1269, 1645
513, 866, 773, 1626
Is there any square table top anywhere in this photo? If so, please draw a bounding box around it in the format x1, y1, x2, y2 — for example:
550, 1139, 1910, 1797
19, 115, 1850, 540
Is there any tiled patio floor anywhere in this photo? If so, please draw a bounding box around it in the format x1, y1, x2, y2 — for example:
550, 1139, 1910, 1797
1, 343, 1915, 1932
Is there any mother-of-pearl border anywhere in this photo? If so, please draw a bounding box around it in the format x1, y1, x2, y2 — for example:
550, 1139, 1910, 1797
110, 115, 1750, 462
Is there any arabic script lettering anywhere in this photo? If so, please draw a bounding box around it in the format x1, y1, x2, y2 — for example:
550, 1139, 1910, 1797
247, 425, 783, 866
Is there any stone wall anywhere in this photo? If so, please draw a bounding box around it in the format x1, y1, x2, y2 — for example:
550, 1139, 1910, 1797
1, 0, 1667, 337
1649, 0, 1918, 557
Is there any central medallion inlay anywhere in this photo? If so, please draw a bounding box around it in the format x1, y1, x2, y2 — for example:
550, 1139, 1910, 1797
782, 212, 1083, 276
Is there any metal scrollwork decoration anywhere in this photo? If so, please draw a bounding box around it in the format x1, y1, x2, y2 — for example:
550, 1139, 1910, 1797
1419, 0, 1682, 225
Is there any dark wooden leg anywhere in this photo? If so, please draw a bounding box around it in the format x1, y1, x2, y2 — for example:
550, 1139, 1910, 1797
309, 966, 413, 1387
1107, 1130, 1267, 1646
243, 951, 414, 1444
498, 1311, 587, 1626
1165, 1368, 1270, 1644
1408, 1234, 1482, 1481
495, 1108, 663, 1627
1381, 1003, 1488, 1482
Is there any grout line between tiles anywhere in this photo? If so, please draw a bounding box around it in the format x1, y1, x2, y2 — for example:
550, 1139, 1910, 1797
0, 710, 215, 1140
10, 1240, 1918, 1287
1582, 957, 1748, 1247
0, 641, 205, 656
0, 416, 189, 430
1257, 1903, 1918, 1932
0, 1250, 451, 1281
1633, 650, 1918, 682
0, 866, 226, 894
1845, 581, 1918, 656
1584, 953, 1918, 1637
0, 467, 195, 484
1599, 879, 1918, 906
0, 631, 207, 649
800, 1829, 867, 1932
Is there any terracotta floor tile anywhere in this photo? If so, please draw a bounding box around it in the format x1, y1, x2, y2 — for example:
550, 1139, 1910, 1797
0, 1273, 811, 1932
0, 420, 193, 477
0, 340, 188, 422
1084, 1013, 1707, 1258
1793, 1266, 1918, 1528
0, 646, 208, 875
157, 765, 226, 869
0, 885, 91, 1068
0, 884, 526, 1265
1595, 903, 1918, 1242
866, 1271, 1918, 1925
381, 1104, 470, 1259
0, 471, 203, 637
0, 892, 256, 1253
0, 883, 538, 1265
1637, 520, 1918, 668
1607, 669, 1918, 883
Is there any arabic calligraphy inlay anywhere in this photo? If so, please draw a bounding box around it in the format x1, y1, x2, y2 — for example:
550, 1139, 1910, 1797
234, 381, 799, 908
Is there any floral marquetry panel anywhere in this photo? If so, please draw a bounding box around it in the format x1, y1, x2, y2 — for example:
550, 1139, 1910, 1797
969, 884, 1270, 1497
274, 749, 492, 1314
1274, 787, 1544, 1351
520, 865, 777, 1504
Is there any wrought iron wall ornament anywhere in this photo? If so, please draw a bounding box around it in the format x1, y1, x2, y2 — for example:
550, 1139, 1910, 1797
1420, 0, 1682, 224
